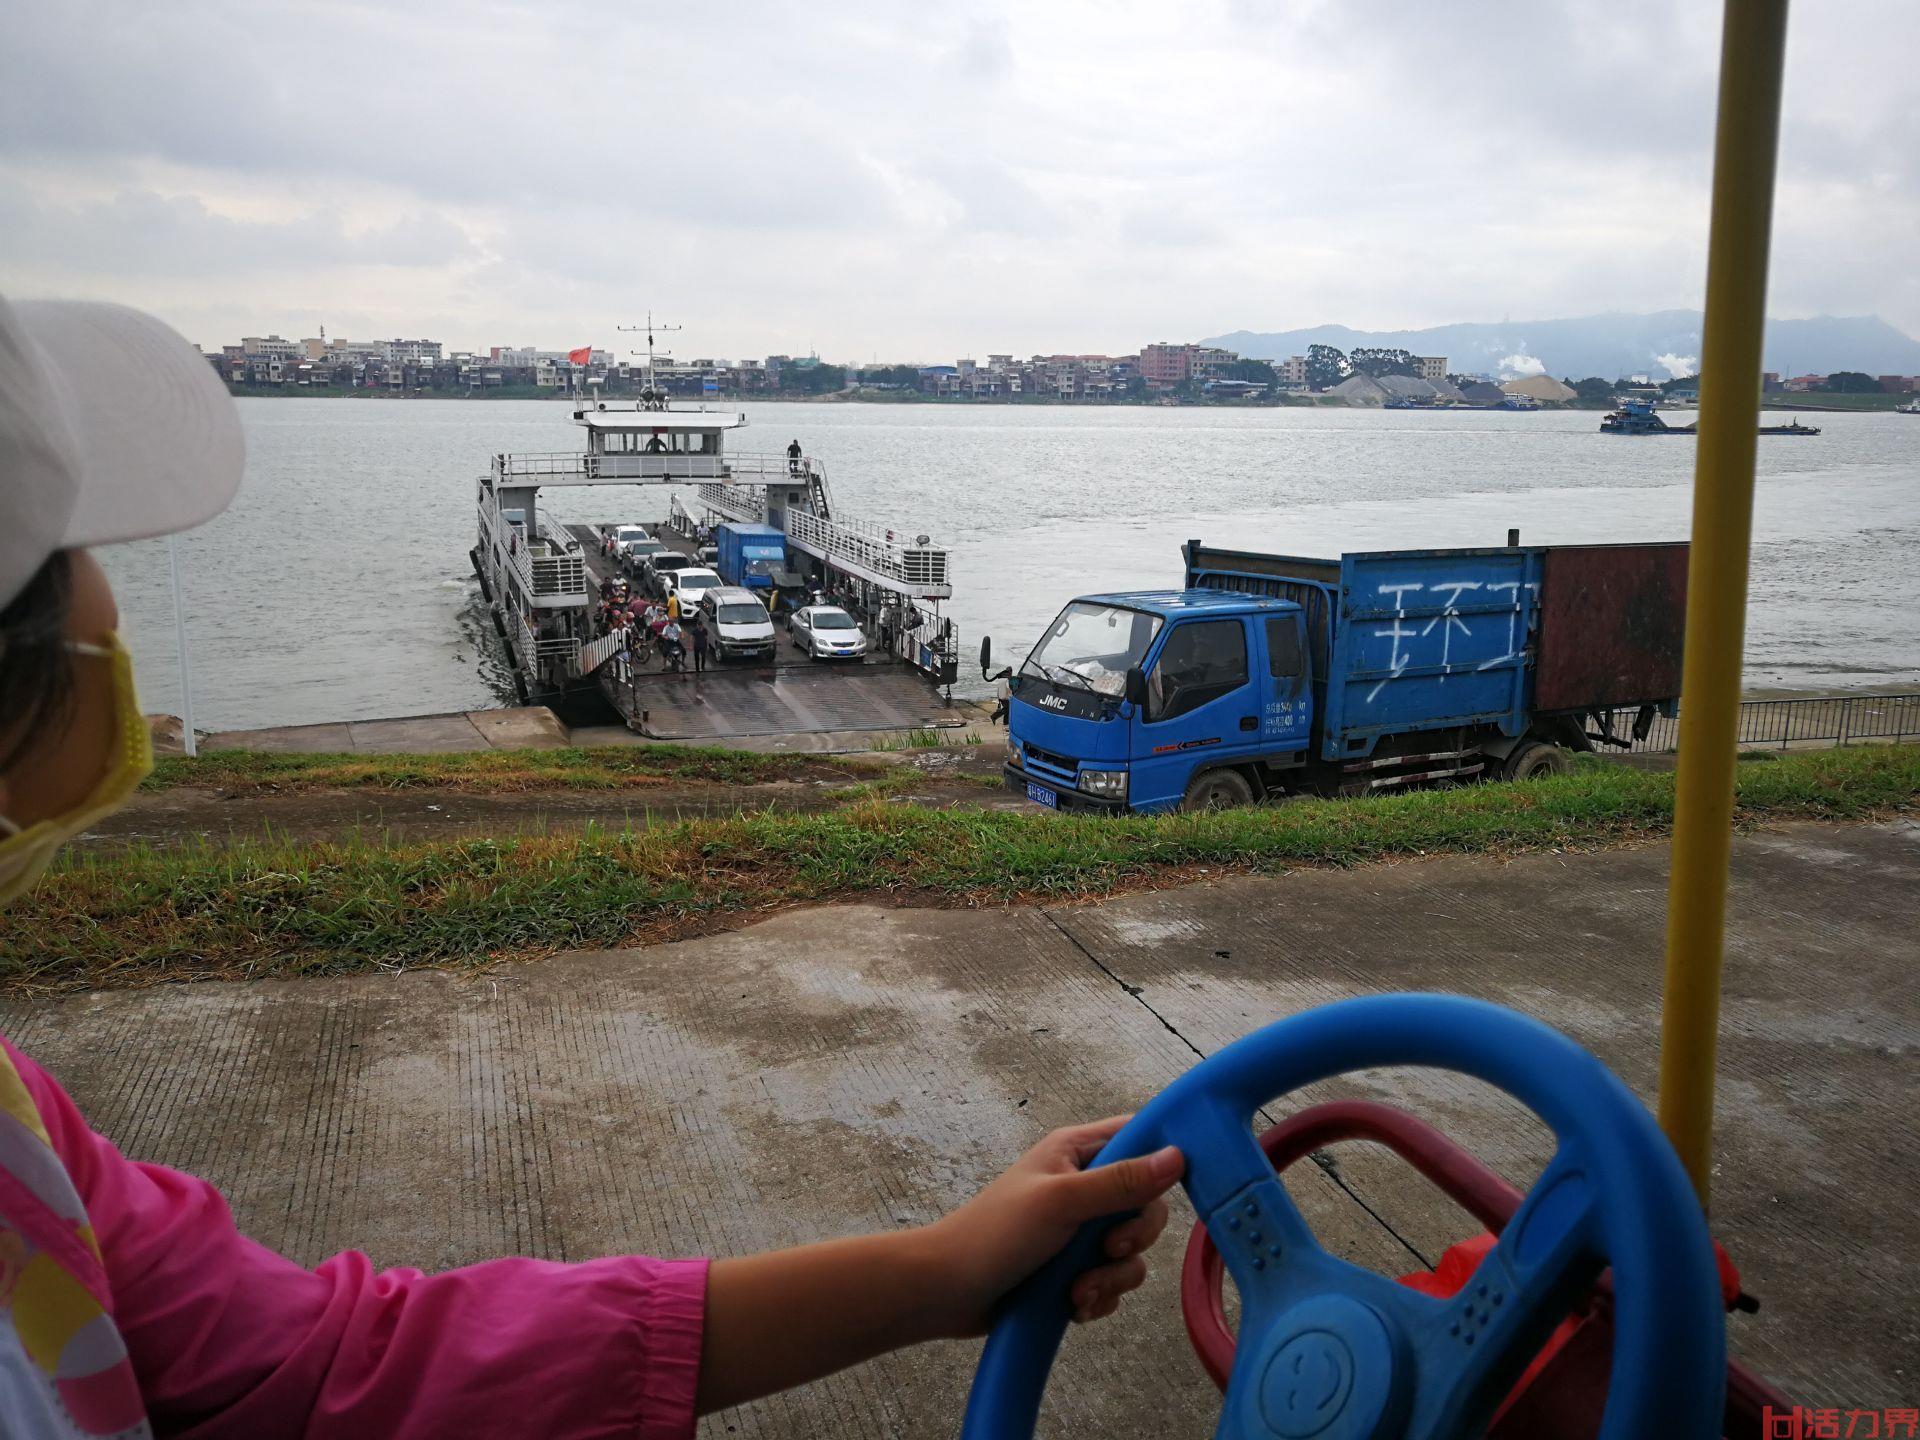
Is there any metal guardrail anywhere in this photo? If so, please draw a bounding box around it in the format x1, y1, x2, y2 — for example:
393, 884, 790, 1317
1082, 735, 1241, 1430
495, 452, 804, 483
783, 509, 952, 597
579, 627, 631, 675
477, 490, 588, 604
521, 543, 586, 601
1604, 693, 1920, 753
891, 610, 960, 686
695, 483, 763, 526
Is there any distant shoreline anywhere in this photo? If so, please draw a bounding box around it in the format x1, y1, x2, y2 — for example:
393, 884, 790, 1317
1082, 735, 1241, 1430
222, 384, 1339, 408
220, 385, 1913, 412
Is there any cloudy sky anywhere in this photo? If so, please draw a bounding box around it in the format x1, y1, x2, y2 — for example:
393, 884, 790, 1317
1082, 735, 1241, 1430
2, 2, 1914, 360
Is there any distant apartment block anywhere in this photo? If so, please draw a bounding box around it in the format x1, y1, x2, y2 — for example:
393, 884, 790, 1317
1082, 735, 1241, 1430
1140, 343, 1194, 389
1414, 356, 1448, 382
240, 335, 300, 362
1278, 356, 1308, 386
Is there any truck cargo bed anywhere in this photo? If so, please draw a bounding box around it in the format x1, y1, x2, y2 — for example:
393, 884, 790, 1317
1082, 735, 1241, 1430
1186, 538, 1687, 760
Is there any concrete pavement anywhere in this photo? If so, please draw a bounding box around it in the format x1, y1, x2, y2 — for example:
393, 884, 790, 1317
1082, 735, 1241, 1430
197, 706, 572, 754
4, 820, 1915, 1431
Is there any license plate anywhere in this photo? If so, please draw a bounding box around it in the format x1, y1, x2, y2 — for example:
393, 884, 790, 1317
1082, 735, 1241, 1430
1026, 782, 1058, 809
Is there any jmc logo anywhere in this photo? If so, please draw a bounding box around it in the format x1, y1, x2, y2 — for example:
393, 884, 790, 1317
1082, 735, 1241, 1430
1038, 694, 1068, 711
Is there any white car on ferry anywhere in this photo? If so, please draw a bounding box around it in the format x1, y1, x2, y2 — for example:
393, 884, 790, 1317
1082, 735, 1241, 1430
789, 604, 868, 661
664, 566, 724, 609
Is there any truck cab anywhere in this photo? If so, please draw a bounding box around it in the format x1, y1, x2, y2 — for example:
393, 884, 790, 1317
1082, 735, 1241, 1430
1003, 591, 1311, 814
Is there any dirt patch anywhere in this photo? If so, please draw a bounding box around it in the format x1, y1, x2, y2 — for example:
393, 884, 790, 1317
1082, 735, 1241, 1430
81, 769, 1021, 849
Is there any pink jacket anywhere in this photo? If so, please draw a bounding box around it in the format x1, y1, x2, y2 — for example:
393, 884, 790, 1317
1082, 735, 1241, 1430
0, 1040, 708, 1438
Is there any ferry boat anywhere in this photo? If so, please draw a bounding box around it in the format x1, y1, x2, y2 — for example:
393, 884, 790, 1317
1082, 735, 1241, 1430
469, 331, 958, 723
1897, 397, 1919, 414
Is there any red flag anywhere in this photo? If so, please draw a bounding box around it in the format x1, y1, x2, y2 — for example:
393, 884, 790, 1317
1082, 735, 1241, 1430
567, 346, 593, 365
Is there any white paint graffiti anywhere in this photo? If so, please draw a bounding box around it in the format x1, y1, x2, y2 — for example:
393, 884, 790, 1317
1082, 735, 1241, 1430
1421, 580, 1480, 678
1476, 581, 1542, 671
1368, 582, 1423, 702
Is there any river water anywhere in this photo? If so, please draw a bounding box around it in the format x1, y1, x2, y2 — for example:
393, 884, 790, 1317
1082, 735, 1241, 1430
98, 398, 1920, 731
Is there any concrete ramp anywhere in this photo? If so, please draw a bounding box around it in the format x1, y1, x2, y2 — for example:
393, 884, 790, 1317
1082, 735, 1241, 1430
625, 667, 965, 739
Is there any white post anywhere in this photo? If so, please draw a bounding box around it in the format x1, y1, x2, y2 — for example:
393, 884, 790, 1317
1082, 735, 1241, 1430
167, 534, 197, 757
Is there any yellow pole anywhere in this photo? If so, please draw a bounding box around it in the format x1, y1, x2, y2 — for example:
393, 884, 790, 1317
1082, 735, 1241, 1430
1658, 0, 1792, 1205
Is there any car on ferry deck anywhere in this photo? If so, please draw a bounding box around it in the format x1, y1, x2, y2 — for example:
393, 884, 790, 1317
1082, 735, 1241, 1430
790, 603, 868, 661
665, 566, 724, 609
620, 537, 666, 579
609, 524, 651, 560
643, 550, 696, 596
698, 586, 777, 661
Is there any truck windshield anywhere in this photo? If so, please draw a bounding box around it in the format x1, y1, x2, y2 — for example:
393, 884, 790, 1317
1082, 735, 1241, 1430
1022, 602, 1162, 696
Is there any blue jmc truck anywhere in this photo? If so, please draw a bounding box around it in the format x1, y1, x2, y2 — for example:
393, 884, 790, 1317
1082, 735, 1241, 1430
714, 522, 788, 591
990, 538, 1687, 814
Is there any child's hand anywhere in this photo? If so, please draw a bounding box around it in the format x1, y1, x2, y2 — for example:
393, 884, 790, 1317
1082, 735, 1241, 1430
921, 1115, 1185, 1337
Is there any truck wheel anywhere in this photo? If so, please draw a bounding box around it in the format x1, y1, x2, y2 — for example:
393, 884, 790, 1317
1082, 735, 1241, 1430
1504, 741, 1572, 781
1182, 768, 1254, 812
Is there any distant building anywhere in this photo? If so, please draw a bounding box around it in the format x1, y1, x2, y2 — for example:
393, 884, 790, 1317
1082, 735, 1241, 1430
1761, 372, 1781, 392
1140, 342, 1195, 389
1877, 375, 1919, 394
241, 335, 300, 362
1413, 356, 1448, 382
1190, 346, 1238, 384
1277, 356, 1308, 387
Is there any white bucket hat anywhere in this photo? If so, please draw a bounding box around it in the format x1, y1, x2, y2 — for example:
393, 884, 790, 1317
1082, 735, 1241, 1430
0, 296, 245, 609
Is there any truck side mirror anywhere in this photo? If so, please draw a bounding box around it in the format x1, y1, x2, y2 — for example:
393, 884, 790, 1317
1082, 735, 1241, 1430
1125, 666, 1147, 708
979, 636, 993, 676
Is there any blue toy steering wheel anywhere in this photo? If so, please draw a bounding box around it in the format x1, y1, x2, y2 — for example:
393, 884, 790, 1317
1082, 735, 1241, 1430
962, 995, 1725, 1439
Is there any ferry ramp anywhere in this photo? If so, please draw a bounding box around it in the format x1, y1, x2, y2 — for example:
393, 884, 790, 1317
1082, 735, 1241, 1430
568, 523, 967, 740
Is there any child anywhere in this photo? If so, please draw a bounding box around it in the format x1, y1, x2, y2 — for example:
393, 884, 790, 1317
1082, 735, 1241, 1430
0, 296, 1186, 1437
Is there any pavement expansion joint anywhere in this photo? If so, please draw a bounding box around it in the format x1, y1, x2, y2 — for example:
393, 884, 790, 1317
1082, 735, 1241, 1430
1037, 906, 1433, 1271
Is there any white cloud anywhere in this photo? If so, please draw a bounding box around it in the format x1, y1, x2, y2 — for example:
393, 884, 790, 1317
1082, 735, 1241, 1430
1499, 352, 1548, 379
1654, 352, 1699, 379
0, 1, 1913, 356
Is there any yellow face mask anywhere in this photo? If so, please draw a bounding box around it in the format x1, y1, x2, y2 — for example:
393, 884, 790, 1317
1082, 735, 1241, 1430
0, 633, 153, 906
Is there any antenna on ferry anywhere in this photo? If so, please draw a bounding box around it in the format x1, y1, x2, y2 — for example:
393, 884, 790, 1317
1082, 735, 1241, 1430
618, 312, 681, 411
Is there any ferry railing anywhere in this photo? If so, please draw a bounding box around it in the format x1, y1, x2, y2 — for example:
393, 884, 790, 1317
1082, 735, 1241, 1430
782, 509, 952, 597
693, 483, 767, 525
477, 487, 587, 603
579, 627, 631, 675
522, 543, 586, 601
1600, 692, 1920, 754
890, 609, 960, 687
494, 452, 808, 483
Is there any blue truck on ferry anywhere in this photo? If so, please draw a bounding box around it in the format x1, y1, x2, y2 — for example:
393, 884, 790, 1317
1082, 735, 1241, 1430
714, 522, 788, 592
990, 538, 1688, 814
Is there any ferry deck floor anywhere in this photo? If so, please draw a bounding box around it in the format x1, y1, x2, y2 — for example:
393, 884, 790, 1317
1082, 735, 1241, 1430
4, 819, 1912, 1431
565, 523, 968, 741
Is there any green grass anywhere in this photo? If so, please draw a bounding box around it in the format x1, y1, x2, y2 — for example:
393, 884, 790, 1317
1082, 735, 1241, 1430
12, 746, 1915, 993
143, 745, 884, 794
868, 728, 976, 751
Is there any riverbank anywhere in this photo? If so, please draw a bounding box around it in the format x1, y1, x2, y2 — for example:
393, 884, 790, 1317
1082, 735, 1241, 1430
11, 745, 1915, 992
